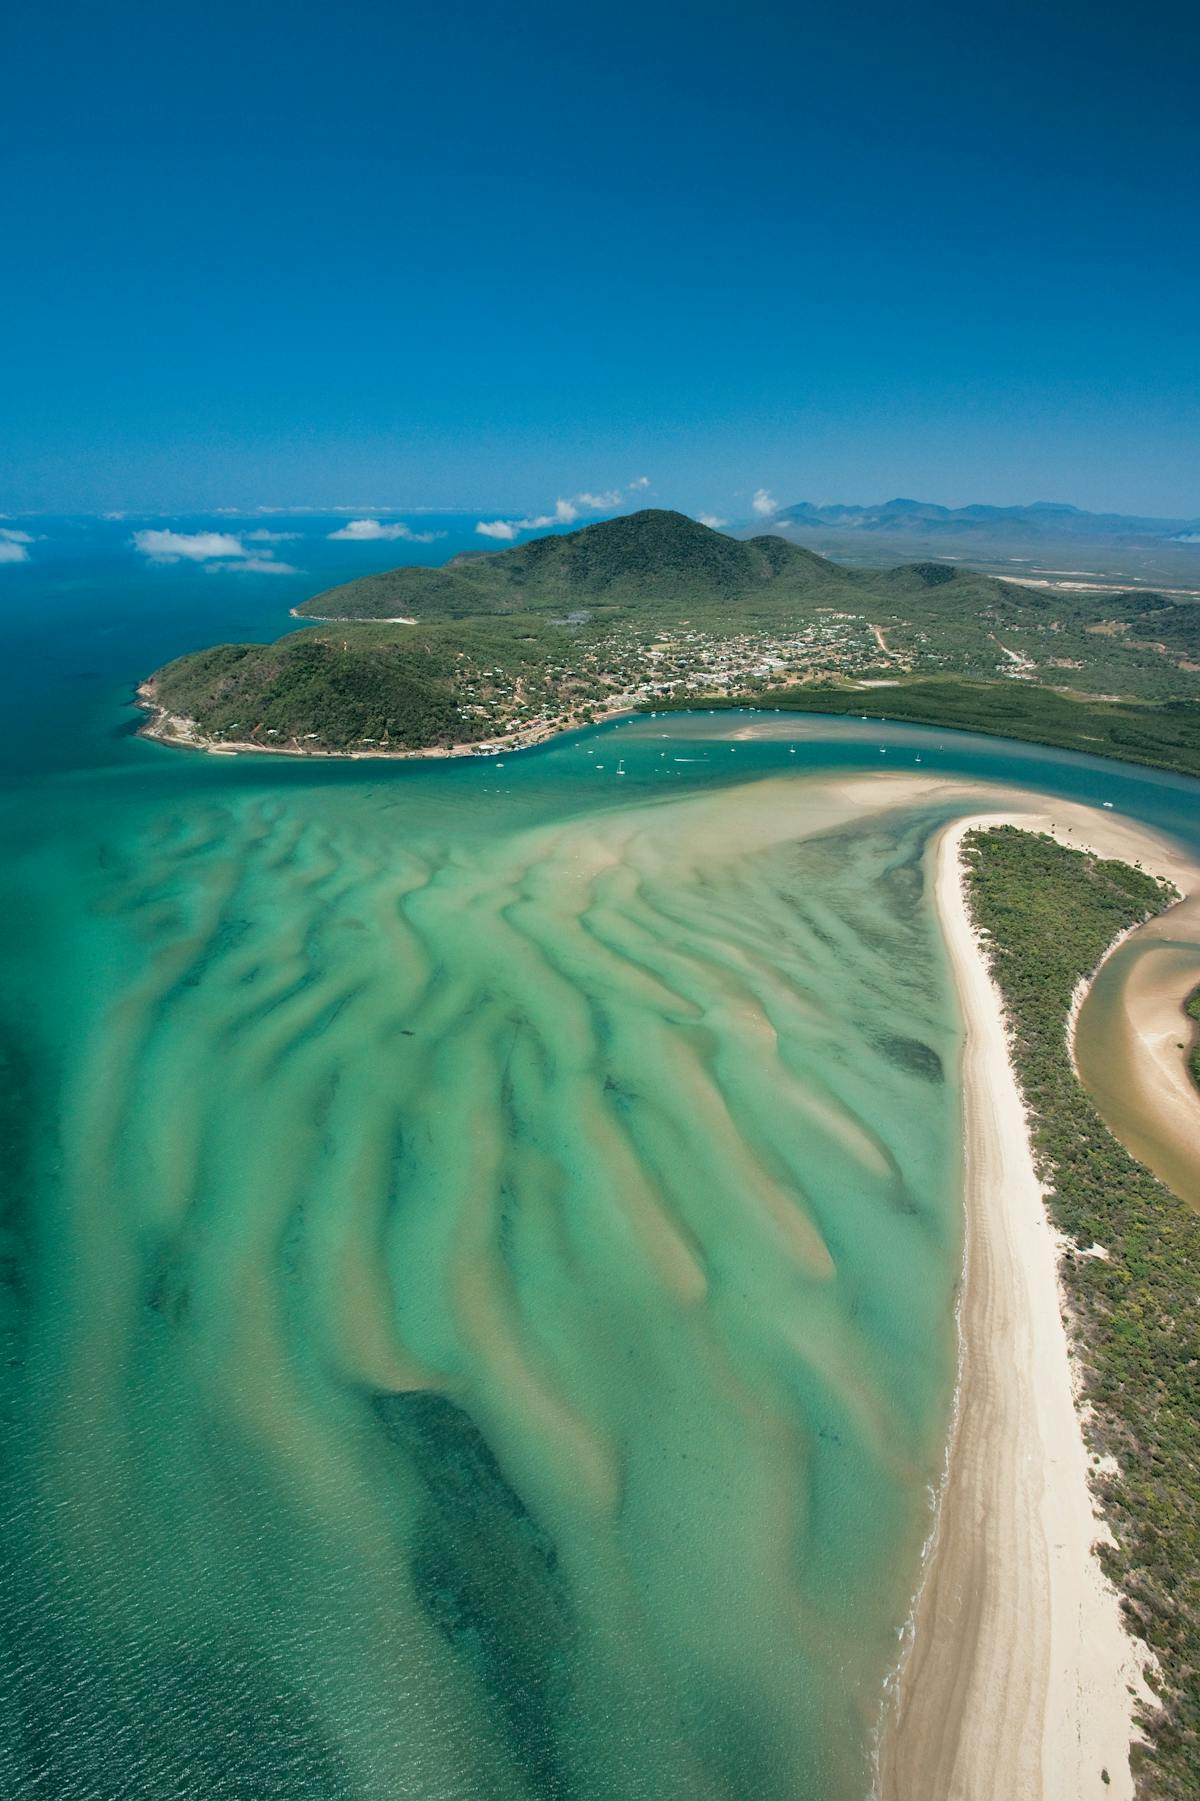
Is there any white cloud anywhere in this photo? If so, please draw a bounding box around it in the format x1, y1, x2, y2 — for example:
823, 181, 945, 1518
0, 527, 46, 563
132, 528, 304, 573
751, 488, 779, 518
628, 475, 651, 491
327, 518, 443, 543
474, 487, 633, 542
244, 528, 302, 543
133, 529, 246, 563
697, 514, 728, 529
0, 525, 34, 558
211, 556, 300, 576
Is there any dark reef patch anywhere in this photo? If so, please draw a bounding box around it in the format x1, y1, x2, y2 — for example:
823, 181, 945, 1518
873, 1032, 945, 1082
374, 1390, 576, 1796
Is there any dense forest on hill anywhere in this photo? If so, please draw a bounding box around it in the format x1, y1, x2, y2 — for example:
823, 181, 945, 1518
296, 510, 857, 621
145, 510, 1200, 766
964, 827, 1200, 1798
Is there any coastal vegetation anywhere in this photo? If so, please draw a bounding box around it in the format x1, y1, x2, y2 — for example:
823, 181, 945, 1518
144, 510, 1200, 768
963, 826, 1200, 1797
651, 680, 1200, 779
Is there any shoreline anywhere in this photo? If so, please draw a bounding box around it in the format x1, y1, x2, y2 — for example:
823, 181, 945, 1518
135, 683, 1200, 784
879, 808, 1166, 1801
134, 681, 636, 761
288, 607, 419, 622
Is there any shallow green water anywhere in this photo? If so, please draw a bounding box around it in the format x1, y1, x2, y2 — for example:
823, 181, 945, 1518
4, 675, 1200, 1798
0, 727, 975, 1801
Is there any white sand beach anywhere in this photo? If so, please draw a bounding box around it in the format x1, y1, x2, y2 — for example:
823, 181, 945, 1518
878, 802, 1197, 1801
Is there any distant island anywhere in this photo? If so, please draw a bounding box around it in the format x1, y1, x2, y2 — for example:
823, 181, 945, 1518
140, 509, 1200, 775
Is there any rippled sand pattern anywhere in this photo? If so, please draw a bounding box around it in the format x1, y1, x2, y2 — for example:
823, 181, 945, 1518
0, 770, 961, 1800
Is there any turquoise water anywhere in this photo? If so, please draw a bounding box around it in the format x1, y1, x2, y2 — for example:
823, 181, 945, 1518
2, 538, 1199, 1799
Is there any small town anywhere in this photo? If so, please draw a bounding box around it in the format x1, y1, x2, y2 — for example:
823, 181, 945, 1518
442, 609, 1058, 755
454, 611, 933, 751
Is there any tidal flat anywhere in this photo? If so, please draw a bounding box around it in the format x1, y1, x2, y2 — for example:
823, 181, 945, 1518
1, 696, 1199, 1800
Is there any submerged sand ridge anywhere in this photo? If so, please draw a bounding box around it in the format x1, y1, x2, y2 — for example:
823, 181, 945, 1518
5, 766, 975, 1800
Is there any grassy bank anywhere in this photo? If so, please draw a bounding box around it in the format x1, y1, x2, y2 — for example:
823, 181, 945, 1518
645, 679, 1200, 780
962, 826, 1200, 1797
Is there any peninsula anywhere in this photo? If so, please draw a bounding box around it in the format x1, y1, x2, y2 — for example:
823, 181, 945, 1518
139, 510, 1200, 776
883, 806, 1200, 1801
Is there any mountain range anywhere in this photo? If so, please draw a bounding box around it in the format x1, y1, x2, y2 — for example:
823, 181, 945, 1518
775, 498, 1200, 543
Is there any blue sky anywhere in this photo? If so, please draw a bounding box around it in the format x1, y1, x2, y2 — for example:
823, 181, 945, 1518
2, 0, 1197, 518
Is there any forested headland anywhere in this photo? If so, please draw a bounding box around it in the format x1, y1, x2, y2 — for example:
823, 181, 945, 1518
142, 511, 1200, 773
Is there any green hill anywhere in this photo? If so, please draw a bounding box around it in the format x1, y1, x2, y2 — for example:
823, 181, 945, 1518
298, 509, 857, 622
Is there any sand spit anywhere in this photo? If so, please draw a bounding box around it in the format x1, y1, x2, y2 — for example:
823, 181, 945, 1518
877, 804, 1194, 1801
